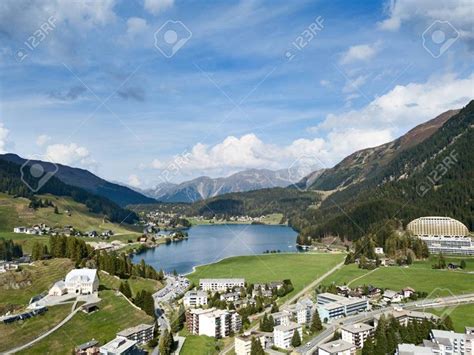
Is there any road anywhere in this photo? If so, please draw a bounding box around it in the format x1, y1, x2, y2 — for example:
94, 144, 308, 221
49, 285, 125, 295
296, 292, 474, 354
220, 260, 346, 354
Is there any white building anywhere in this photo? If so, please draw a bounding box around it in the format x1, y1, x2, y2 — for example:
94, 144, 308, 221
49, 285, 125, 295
48, 280, 67, 296
383, 290, 403, 303
99, 336, 138, 354
186, 308, 241, 338
272, 311, 291, 326
341, 323, 374, 349
407, 217, 474, 256
318, 340, 357, 355
317, 293, 369, 322
65, 268, 99, 295
13, 227, 27, 234
235, 331, 271, 355
273, 322, 303, 349
116, 323, 155, 345
293, 298, 314, 324
199, 278, 245, 292
183, 290, 208, 308
374, 247, 384, 254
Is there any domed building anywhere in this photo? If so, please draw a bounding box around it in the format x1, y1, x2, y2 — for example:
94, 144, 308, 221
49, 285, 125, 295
407, 217, 473, 256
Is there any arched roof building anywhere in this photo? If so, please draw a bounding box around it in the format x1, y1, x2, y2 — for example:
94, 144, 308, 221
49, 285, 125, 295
407, 217, 468, 237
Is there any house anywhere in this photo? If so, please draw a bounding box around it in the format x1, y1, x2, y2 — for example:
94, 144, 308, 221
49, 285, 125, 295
99, 336, 139, 355
13, 227, 27, 234
116, 324, 155, 345
49, 280, 67, 296
341, 323, 374, 349
220, 292, 240, 302
382, 290, 403, 303
235, 331, 272, 355
183, 290, 208, 308
0, 262, 19, 273
88, 231, 98, 238
75, 339, 100, 355
402, 287, 415, 298
374, 247, 384, 255
318, 340, 357, 355
65, 269, 99, 295
273, 322, 303, 349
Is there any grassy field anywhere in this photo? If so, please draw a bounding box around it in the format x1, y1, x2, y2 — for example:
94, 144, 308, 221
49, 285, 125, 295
0, 192, 139, 236
188, 253, 345, 300
0, 304, 71, 353
429, 304, 474, 332
22, 289, 153, 354
322, 259, 474, 295
179, 329, 223, 355
99, 271, 163, 296
0, 258, 74, 308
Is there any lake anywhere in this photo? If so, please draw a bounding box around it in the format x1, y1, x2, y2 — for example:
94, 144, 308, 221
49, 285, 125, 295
131, 224, 299, 274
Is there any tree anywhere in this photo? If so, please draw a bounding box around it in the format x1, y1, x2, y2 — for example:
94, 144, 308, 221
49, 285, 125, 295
441, 315, 454, 331
54, 206, 59, 214
361, 335, 375, 355
119, 281, 132, 298
460, 260, 467, 269
270, 302, 279, 313
310, 309, 323, 333
159, 329, 172, 355
406, 251, 414, 265
250, 337, 265, 355
291, 329, 301, 347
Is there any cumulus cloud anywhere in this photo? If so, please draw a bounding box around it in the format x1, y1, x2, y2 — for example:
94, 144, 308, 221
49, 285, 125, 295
317, 72, 474, 132
45, 143, 96, 170
36, 134, 51, 147
144, 0, 174, 15
128, 174, 142, 188
340, 42, 380, 65
378, 0, 473, 36
0, 123, 9, 154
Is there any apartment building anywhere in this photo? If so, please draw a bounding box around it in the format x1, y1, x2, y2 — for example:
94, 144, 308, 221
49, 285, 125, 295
186, 308, 241, 338
183, 290, 208, 307
273, 322, 303, 349
341, 323, 374, 349
294, 298, 314, 324
235, 331, 272, 355
318, 340, 357, 355
317, 293, 369, 321
116, 323, 155, 345
199, 278, 245, 292
272, 311, 291, 326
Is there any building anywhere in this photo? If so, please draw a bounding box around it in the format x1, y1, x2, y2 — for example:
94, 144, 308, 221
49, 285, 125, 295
186, 308, 241, 338
0, 261, 19, 273
318, 340, 357, 355
99, 336, 139, 355
374, 247, 384, 255
116, 324, 155, 345
383, 290, 403, 303
317, 293, 369, 321
75, 339, 100, 355
13, 227, 27, 234
235, 331, 272, 355
65, 269, 99, 295
272, 311, 291, 326
199, 278, 245, 292
273, 322, 303, 349
183, 290, 208, 308
407, 217, 473, 255
396, 328, 474, 355
294, 298, 314, 324
49, 280, 67, 296
374, 309, 439, 327
341, 323, 374, 349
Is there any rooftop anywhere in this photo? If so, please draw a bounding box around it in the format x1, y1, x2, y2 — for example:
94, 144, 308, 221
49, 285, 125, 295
200, 278, 245, 283
100, 336, 136, 353
341, 323, 374, 333
318, 340, 356, 353
274, 322, 302, 332
117, 323, 154, 338
65, 268, 98, 283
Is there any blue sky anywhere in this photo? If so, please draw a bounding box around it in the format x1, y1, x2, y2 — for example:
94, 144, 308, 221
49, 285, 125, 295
0, 0, 473, 188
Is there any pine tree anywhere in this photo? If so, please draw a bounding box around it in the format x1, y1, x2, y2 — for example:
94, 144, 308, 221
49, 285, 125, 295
361, 335, 374, 355
460, 260, 466, 269
310, 309, 323, 333
250, 337, 265, 355
159, 329, 172, 355
291, 329, 301, 347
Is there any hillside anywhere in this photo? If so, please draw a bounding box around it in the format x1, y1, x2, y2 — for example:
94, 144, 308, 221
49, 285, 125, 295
0, 158, 138, 224
310, 109, 459, 190
296, 101, 473, 240
0, 154, 156, 207
144, 168, 311, 203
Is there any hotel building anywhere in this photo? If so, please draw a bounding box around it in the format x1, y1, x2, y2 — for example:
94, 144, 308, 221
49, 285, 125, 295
199, 278, 245, 292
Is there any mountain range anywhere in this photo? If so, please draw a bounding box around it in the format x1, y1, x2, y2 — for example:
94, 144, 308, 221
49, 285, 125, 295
141, 168, 313, 203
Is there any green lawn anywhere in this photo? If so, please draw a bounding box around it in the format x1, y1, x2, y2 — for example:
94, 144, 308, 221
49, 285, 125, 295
321, 260, 474, 295
179, 330, 222, 355
188, 253, 345, 300
22, 290, 153, 354
428, 304, 474, 332
0, 304, 71, 353
99, 271, 163, 296
0, 259, 74, 308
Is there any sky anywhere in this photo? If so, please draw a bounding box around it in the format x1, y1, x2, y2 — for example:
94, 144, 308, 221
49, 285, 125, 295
0, 0, 473, 188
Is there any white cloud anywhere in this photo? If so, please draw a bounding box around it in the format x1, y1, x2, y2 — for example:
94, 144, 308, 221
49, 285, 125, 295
144, 0, 174, 15
320, 79, 331, 87
317, 72, 474, 132
45, 143, 96, 169
340, 43, 380, 65
126, 17, 148, 37
128, 174, 142, 188
343, 74, 369, 94
0, 123, 9, 154
378, 0, 473, 35
36, 134, 51, 147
